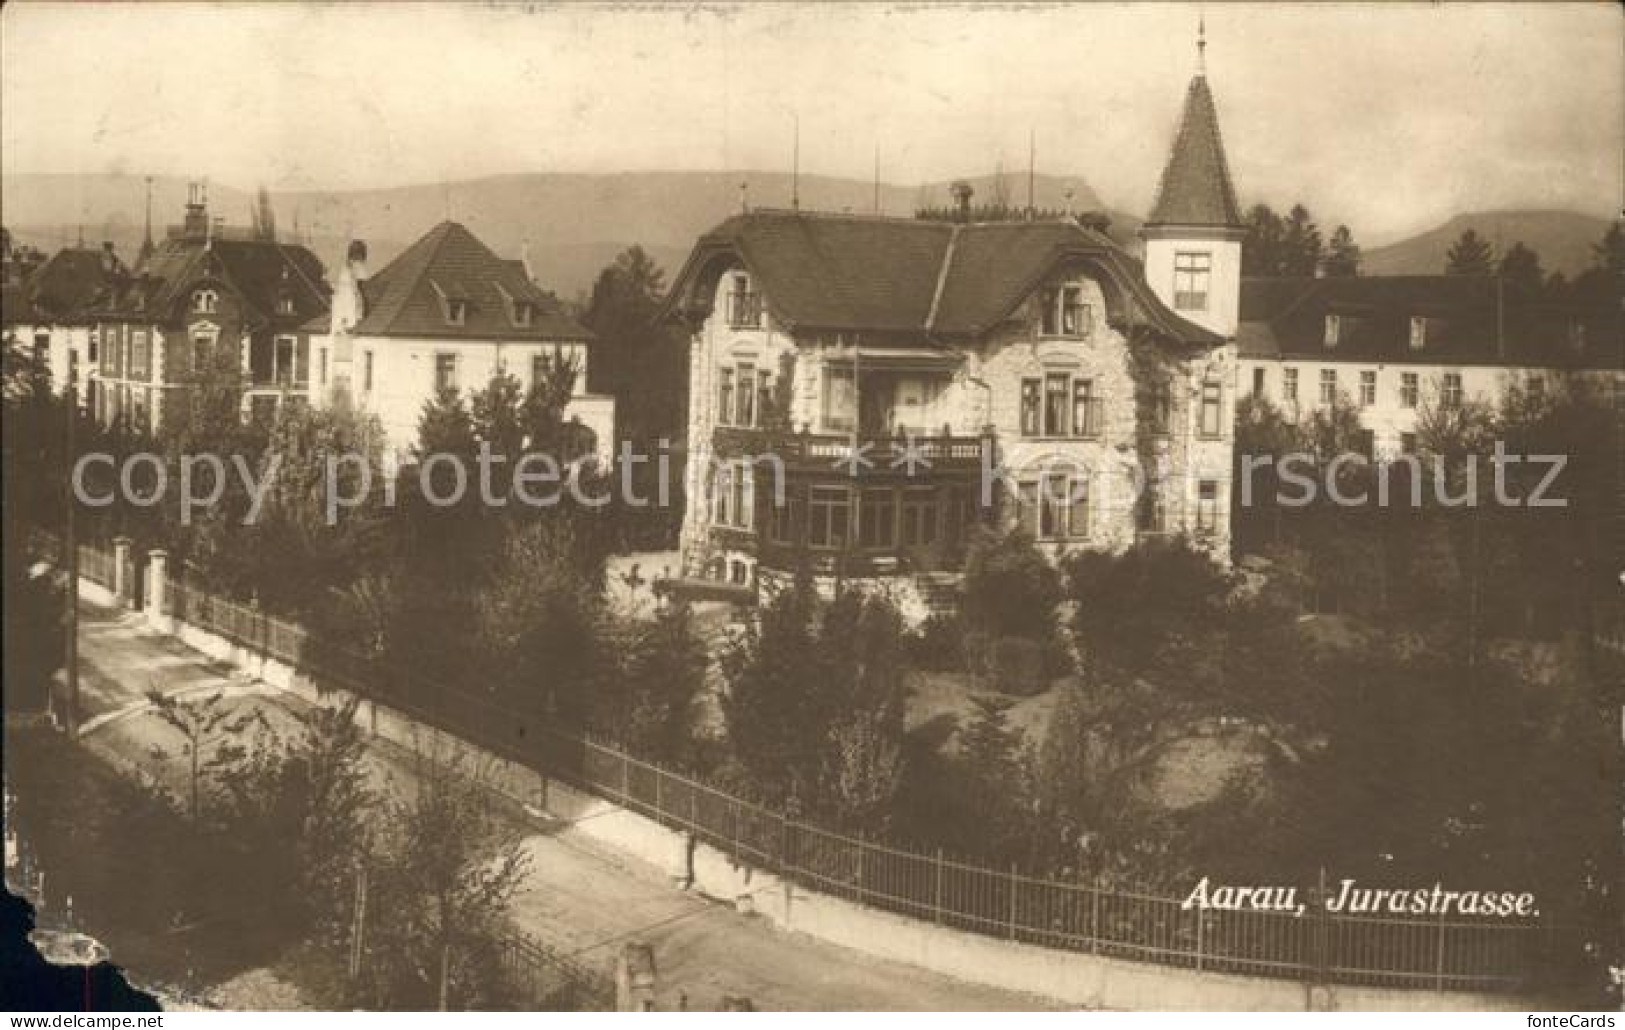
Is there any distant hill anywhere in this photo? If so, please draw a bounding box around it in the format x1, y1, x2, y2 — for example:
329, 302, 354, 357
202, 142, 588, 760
1363, 210, 1614, 278
2, 170, 1132, 299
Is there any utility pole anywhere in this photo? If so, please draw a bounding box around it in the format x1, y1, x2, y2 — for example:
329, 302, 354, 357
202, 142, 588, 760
63, 350, 79, 740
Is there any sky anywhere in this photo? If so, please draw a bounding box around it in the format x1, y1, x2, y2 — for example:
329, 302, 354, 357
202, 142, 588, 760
2, 1, 1619, 243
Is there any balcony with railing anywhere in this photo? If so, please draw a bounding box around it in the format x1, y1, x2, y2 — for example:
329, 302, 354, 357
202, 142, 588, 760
713, 425, 991, 478
726, 290, 763, 329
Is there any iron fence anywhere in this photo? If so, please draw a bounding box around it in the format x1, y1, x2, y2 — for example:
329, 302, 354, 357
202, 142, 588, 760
75, 546, 1576, 996
496, 932, 616, 1011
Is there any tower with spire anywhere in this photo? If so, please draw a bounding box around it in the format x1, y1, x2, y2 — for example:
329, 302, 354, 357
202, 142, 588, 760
1140, 19, 1246, 338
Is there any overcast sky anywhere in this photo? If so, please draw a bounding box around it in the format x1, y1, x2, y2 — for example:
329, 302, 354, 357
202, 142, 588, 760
2, 1, 1619, 243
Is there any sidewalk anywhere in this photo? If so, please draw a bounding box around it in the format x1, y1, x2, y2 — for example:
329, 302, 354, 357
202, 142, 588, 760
69, 601, 1062, 1011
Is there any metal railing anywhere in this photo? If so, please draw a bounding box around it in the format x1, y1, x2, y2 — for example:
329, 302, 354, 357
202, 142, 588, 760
75, 545, 1572, 996
497, 932, 616, 1011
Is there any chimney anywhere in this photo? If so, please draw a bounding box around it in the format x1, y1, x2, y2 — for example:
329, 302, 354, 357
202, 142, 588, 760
949, 180, 974, 222
183, 181, 209, 239
100, 241, 116, 272
346, 239, 369, 280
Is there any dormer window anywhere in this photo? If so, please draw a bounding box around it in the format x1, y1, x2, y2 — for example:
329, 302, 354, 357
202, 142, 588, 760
1040, 284, 1093, 337
1409, 316, 1427, 350
514, 300, 533, 328
1323, 314, 1341, 348
727, 272, 762, 329
276, 292, 296, 316
447, 299, 467, 326
193, 289, 218, 314
1568, 318, 1587, 352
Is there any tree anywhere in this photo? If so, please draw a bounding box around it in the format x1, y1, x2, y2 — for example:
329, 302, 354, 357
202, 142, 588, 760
1280, 204, 1323, 276
360, 748, 530, 1010
1496, 241, 1545, 296
1320, 224, 1361, 277
144, 688, 262, 822
612, 599, 708, 764
1444, 228, 1495, 275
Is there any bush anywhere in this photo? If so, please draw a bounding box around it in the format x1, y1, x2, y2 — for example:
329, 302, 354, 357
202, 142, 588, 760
987, 635, 1048, 696
907, 612, 967, 671
961, 528, 1061, 643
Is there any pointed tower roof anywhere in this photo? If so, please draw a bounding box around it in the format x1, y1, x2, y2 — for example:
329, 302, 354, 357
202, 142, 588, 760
1146, 67, 1243, 229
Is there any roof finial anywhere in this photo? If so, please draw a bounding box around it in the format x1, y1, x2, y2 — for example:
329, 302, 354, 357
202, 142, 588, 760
1197, 13, 1207, 76
739, 179, 750, 214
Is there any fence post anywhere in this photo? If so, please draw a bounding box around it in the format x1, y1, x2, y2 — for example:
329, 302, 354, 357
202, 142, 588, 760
1008, 863, 1018, 941
1194, 906, 1204, 972
1434, 908, 1447, 991
933, 849, 944, 925
856, 832, 865, 905
654, 766, 663, 821
779, 811, 790, 875
620, 749, 629, 803
112, 537, 130, 605
145, 549, 171, 633
1090, 874, 1101, 955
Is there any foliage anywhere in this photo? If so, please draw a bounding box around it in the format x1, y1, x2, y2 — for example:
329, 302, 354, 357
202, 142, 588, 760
607, 599, 709, 765
959, 527, 1061, 642
1242, 202, 1326, 277
1321, 224, 1361, 277
1444, 228, 1495, 275
354, 748, 531, 1010
1496, 240, 1545, 295
144, 687, 263, 822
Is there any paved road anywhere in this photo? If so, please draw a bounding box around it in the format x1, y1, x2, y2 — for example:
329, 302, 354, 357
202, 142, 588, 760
67, 601, 1061, 1011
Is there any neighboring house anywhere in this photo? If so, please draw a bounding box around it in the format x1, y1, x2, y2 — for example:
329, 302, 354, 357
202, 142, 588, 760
662, 58, 1241, 613
1237, 275, 1622, 457
1, 242, 129, 404
315, 221, 612, 463
79, 185, 332, 435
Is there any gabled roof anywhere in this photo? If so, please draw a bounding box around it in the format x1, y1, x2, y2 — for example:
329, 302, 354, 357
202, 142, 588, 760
1, 283, 40, 327
8, 246, 128, 324
83, 235, 330, 332
1238, 275, 1623, 370
665, 209, 1220, 348
352, 221, 589, 340
1146, 74, 1243, 229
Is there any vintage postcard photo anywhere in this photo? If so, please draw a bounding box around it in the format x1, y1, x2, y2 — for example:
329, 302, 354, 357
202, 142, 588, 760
1, 0, 1620, 1016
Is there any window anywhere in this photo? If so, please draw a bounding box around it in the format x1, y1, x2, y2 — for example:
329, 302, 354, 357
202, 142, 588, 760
1441, 372, 1463, 409
1252, 367, 1266, 397
1401, 432, 1417, 455
434, 352, 458, 393
1039, 288, 1059, 336
711, 461, 753, 531
858, 488, 896, 548
1323, 315, 1341, 348
514, 301, 533, 328
1021, 473, 1088, 541
823, 364, 855, 433
192, 332, 213, 374
1319, 368, 1337, 405
32, 333, 48, 363
446, 299, 467, 326
363, 351, 375, 393
1020, 378, 1042, 436
1527, 375, 1545, 402
735, 363, 756, 427
1199, 379, 1223, 437
1358, 429, 1376, 457
319, 348, 329, 387
808, 486, 851, 548
768, 492, 796, 545
1359, 370, 1376, 406
1044, 372, 1069, 436
728, 273, 762, 329
130, 331, 150, 379
1283, 367, 1299, 402
1071, 379, 1100, 437
88, 329, 99, 364
1061, 286, 1089, 336
718, 368, 734, 425
1400, 372, 1418, 408
900, 488, 939, 547
1149, 377, 1173, 435
192, 289, 218, 314
1196, 480, 1219, 535
275, 336, 297, 387
1409, 316, 1427, 350
276, 293, 296, 316
1173, 252, 1210, 312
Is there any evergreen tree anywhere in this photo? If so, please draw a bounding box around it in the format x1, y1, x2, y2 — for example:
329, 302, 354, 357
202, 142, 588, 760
1496, 241, 1545, 295
1444, 228, 1496, 275
1321, 224, 1361, 277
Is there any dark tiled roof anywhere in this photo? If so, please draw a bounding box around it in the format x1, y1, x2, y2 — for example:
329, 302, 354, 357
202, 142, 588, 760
1238, 275, 1623, 370
1, 283, 40, 327
666, 210, 1219, 347
84, 235, 330, 332
1146, 74, 1243, 228
7, 246, 129, 324
352, 222, 589, 340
